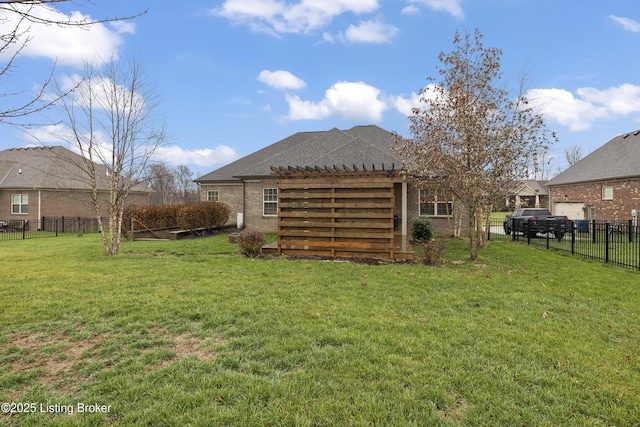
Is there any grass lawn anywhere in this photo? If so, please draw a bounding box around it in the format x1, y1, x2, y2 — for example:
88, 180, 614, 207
1, 234, 639, 426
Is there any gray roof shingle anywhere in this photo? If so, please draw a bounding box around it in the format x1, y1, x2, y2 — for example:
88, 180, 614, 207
0, 146, 148, 192
195, 125, 401, 182
548, 131, 640, 186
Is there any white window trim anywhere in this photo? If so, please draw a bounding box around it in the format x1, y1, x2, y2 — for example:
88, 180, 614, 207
419, 189, 453, 217
602, 186, 614, 200
207, 190, 219, 202
11, 194, 29, 215
263, 188, 278, 216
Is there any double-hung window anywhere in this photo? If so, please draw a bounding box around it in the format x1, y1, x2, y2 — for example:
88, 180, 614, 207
419, 189, 452, 217
263, 188, 278, 216
207, 190, 219, 202
11, 194, 28, 214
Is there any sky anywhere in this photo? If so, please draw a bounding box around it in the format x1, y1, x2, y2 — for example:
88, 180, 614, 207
1, 0, 640, 178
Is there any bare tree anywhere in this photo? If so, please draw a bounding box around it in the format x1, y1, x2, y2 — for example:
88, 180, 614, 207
55, 57, 165, 255
395, 29, 557, 260
146, 163, 199, 205
0, 1, 145, 125
146, 163, 176, 205
175, 165, 199, 204
564, 145, 583, 167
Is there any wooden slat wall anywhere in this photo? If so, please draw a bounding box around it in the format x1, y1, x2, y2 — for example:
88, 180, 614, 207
276, 175, 397, 259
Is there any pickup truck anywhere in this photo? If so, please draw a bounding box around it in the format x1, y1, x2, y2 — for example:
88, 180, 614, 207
503, 208, 570, 240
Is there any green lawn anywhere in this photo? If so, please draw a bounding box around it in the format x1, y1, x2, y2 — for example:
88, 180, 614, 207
1, 234, 639, 426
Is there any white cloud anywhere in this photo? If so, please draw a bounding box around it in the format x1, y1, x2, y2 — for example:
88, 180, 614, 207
56, 74, 147, 115
0, 4, 133, 66
212, 0, 380, 35
389, 92, 421, 117
154, 145, 239, 168
407, 0, 464, 18
527, 84, 640, 131
24, 124, 238, 169
401, 5, 420, 15
286, 81, 388, 121
609, 15, 640, 32
343, 19, 399, 44
258, 70, 307, 90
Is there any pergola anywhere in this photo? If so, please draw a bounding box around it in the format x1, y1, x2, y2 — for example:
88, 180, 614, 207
264, 164, 413, 260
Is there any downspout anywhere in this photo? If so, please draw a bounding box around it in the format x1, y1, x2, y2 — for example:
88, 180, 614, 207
240, 179, 246, 229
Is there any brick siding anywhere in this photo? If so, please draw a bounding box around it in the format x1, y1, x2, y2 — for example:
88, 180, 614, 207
550, 178, 640, 220
1, 189, 149, 221
199, 182, 244, 226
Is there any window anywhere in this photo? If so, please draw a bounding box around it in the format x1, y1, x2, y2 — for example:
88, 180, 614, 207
602, 186, 614, 200
263, 188, 278, 216
207, 190, 219, 202
11, 194, 28, 214
419, 189, 452, 217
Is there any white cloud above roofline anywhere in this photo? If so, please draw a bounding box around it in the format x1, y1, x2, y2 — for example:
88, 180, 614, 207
0, 4, 133, 67
527, 84, 640, 132
286, 81, 388, 121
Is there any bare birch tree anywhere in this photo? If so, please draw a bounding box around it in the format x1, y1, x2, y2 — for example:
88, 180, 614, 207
395, 29, 557, 260
56, 57, 165, 254
0, 1, 144, 125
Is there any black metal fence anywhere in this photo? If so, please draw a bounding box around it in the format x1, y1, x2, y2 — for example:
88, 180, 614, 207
0, 217, 105, 241
487, 217, 640, 270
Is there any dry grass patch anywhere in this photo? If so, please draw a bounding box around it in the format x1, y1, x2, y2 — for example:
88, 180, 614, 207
149, 326, 224, 369
1, 323, 227, 399
2, 329, 104, 396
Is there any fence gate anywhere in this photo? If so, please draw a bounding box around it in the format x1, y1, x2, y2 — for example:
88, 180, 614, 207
271, 165, 406, 260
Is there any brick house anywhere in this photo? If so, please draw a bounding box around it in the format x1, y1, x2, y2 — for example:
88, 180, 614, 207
0, 146, 151, 223
194, 125, 463, 238
547, 131, 640, 221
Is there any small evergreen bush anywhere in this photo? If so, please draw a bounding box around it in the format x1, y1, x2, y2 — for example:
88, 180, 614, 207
237, 229, 265, 257
412, 216, 434, 243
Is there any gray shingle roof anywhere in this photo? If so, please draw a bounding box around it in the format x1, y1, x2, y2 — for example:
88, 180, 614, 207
195, 125, 401, 182
0, 146, 148, 192
548, 131, 640, 186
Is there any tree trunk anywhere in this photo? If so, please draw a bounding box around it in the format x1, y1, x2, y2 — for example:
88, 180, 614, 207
469, 206, 478, 261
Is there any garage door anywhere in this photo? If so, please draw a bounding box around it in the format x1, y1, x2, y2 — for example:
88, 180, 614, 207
554, 202, 584, 220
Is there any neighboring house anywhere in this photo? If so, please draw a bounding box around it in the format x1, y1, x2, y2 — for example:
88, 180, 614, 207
547, 131, 640, 221
194, 125, 460, 237
0, 146, 151, 222
505, 180, 549, 210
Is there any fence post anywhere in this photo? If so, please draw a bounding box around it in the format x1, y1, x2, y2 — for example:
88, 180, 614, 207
571, 221, 575, 254
55, 218, 58, 237
546, 219, 550, 249
629, 219, 633, 243
511, 217, 516, 241
605, 222, 610, 263
22, 220, 26, 240
591, 219, 596, 244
